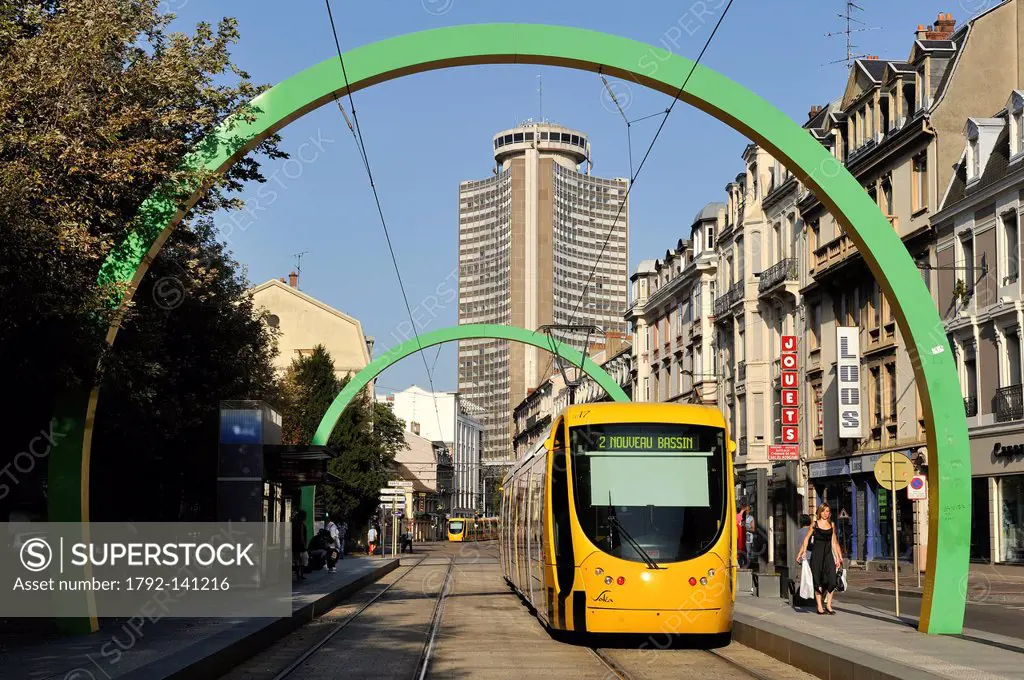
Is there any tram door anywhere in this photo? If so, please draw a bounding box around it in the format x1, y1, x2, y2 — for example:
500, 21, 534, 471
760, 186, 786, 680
550, 421, 575, 623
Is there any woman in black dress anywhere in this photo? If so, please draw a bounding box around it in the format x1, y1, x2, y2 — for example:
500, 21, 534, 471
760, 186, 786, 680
796, 502, 843, 615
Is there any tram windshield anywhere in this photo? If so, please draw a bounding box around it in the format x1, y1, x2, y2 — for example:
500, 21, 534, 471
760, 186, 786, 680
449, 521, 464, 534
569, 422, 726, 564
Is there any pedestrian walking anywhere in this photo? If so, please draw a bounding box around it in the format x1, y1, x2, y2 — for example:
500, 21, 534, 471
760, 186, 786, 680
367, 525, 378, 555
325, 516, 341, 572
736, 502, 749, 566
796, 503, 843, 615
337, 519, 348, 559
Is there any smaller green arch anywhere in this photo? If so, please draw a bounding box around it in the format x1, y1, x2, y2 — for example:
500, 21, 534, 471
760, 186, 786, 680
302, 323, 628, 543
312, 323, 629, 446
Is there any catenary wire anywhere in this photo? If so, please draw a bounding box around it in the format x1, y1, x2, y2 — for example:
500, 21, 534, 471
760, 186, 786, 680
539, 0, 735, 385
324, 0, 448, 442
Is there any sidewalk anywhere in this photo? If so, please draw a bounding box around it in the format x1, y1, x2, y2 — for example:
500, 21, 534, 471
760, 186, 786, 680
845, 563, 1024, 604
734, 592, 1023, 680
0, 555, 398, 680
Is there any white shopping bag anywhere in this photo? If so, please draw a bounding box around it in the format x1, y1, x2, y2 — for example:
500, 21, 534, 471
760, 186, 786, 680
799, 558, 814, 599
837, 567, 848, 592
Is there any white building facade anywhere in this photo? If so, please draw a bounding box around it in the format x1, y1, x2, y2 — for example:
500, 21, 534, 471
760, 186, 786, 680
378, 386, 484, 513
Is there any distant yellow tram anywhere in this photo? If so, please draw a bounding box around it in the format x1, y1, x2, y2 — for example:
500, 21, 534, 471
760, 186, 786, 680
448, 516, 498, 542
500, 403, 737, 639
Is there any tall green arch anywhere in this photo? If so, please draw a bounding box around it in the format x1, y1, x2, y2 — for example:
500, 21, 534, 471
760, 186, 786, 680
298, 322, 628, 542
51, 23, 968, 634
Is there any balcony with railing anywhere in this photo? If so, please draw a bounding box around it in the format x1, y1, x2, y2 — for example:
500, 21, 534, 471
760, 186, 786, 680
728, 281, 744, 306
758, 257, 798, 296
964, 395, 978, 418
811, 217, 897, 279
995, 385, 1023, 423
738, 436, 747, 457
713, 294, 731, 320
737, 361, 746, 383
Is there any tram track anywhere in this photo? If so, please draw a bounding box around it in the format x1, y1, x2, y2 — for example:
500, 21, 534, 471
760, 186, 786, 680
589, 644, 786, 680
217, 555, 456, 680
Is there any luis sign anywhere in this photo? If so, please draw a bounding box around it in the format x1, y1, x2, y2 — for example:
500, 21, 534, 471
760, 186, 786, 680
836, 327, 862, 439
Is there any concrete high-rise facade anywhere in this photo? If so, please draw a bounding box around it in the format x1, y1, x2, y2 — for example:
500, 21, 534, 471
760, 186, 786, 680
458, 122, 629, 464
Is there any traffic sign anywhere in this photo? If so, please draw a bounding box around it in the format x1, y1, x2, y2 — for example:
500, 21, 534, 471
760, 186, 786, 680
388, 480, 414, 488
379, 487, 404, 495
907, 474, 927, 500
873, 452, 913, 491
393, 510, 404, 517
379, 496, 404, 504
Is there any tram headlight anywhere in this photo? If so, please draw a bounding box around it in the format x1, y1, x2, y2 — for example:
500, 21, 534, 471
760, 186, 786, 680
707, 568, 716, 578
699, 577, 708, 586
595, 568, 604, 576
604, 576, 613, 585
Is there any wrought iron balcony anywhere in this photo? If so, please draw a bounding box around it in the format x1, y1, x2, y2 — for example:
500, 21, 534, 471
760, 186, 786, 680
995, 385, 1023, 423
728, 281, 744, 306
738, 436, 747, 457
964, 395, 978, 418
758, 258, 798, 293
713, 294, 731, 319
737, 361, 746, 383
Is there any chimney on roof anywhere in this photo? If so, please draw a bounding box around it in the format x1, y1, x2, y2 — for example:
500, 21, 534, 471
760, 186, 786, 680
808, 104, 824, 121
916, 24, 928, 40
288, 271, 298, 288
279, 277, 286, 283
929, 12, 956, 39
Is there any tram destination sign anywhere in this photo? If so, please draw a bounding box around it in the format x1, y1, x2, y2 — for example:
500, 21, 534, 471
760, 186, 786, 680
586, 432, 705, 453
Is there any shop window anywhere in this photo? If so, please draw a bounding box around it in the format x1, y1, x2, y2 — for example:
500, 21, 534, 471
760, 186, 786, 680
1000, 475, 1024, 564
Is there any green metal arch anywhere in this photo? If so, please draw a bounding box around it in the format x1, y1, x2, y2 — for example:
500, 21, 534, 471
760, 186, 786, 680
53, 23, 967, 634
300, 323, 628, 546
312, 323, 628, 447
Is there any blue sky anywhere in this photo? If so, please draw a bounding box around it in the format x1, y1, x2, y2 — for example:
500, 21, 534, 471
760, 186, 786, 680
166, 1, 988, 392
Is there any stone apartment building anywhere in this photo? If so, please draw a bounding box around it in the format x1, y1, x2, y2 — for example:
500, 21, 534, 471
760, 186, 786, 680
627, 4, 1024, 570
933, 88, 1024, 565
628, 204, 722, 408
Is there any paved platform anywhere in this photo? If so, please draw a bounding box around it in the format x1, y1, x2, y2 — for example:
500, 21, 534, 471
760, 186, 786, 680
734, 592, 1023, 680
846, 564, 1024, 605
0, 555, 398, 680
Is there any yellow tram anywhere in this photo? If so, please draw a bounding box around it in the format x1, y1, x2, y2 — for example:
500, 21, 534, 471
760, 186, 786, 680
500, 403, 737, 638
447, 516, 498, 542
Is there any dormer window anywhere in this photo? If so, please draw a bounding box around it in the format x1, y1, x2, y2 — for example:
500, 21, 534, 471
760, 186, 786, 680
915, 65, 927, 111
968, 136, 980, 181
1010, 91, 1024, 159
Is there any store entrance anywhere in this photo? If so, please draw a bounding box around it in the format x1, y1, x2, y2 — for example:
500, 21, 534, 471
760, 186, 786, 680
970, 477, 991, 562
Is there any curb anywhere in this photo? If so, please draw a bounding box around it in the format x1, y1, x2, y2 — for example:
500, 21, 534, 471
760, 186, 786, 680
861, 586, 1024, 605
117, 559, 400, 680
733, 612, 942, 680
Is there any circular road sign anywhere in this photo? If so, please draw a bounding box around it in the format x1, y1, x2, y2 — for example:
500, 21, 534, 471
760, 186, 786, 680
874, 452, 914, 491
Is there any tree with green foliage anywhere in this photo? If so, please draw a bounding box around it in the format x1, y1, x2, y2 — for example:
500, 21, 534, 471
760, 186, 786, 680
0, 0, 284, 520
91, 218, 282, 520
280, 346, 406, 532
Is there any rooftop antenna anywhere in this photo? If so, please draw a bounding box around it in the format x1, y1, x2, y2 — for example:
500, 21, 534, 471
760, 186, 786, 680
293, 251, 308, 289
824, 1, 881, 68
538, 75, 543, 123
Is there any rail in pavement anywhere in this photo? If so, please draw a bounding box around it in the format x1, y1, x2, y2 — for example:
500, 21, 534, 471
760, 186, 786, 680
1, 556, 398, 680
734, 592, 1021, 680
